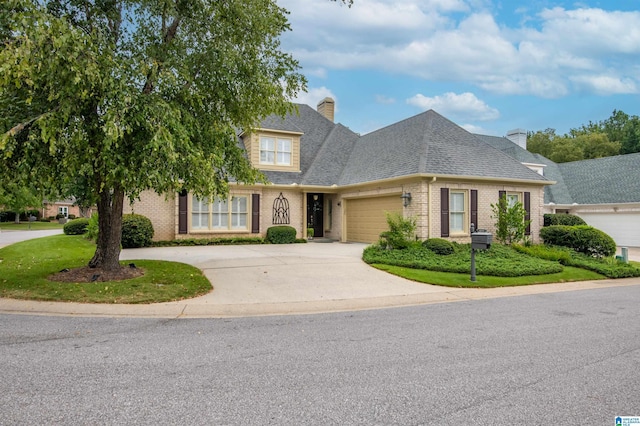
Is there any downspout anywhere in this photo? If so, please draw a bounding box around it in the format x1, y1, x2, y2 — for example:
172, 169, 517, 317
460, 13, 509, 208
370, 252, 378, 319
428, 176, 436, 239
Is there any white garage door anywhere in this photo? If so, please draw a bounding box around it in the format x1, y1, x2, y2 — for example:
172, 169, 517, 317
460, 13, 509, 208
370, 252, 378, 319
345, 195, 402, 243
578, 213, 640, 247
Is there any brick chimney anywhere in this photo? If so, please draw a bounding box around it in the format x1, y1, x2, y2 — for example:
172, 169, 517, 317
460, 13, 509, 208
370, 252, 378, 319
317, 97, 335, 122
506, 128, 527, 150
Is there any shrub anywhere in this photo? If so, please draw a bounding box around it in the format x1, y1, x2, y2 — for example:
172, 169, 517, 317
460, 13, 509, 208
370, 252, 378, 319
85, 213, 99, 242
491, 195, 530, 245
379, 213, 416, 249
121, 214, 154, 248
63, 218, 90, 235
68, 214, 76, 220
56, 213, 66, 219
540, 225, 616, 257
423, 238, 455, 255
266, 225, 297, 244
543, 213, 586, 227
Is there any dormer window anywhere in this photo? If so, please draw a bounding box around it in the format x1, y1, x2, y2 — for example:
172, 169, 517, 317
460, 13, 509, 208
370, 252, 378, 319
260, 136, 292, 166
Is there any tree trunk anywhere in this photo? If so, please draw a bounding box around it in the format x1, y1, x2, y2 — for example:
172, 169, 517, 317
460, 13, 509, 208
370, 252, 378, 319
88, 185, 124, 271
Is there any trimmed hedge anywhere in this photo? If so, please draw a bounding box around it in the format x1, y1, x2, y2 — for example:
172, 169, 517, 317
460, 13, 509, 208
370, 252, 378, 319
63, 218, 89, 235
540, 225, 616, 257
267, 225, 296, 244
543, 213, 586, 227
266, 226, 297, 244
121, 214, 154, 248
423, 238, 455, 255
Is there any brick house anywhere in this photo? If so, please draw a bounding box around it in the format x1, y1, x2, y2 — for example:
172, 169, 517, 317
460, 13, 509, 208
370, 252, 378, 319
478, 134, 640, 247
128, 98, 551, 243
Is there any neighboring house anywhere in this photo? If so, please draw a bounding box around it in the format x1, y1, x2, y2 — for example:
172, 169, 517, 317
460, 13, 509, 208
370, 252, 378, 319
130, 98, 551, 244
477, 134, 640, 247
42, 198, 94, 219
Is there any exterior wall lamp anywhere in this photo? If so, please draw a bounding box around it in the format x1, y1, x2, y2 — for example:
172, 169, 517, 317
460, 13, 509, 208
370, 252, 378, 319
400, 192, 412, 207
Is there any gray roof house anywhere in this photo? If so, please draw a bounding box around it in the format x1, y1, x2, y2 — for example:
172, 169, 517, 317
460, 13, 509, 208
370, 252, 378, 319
478, 133, 640, 247
130, 98, 552, 244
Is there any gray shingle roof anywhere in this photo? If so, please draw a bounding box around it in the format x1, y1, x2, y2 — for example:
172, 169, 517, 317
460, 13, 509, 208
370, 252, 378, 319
476, 133, 640, 205
257, 107, 549, 187
558, 153, 640, 204
337, 110, 547, 185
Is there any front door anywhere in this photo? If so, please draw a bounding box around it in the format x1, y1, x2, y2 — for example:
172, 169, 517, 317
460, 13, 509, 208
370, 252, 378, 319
307, 193, 324, 238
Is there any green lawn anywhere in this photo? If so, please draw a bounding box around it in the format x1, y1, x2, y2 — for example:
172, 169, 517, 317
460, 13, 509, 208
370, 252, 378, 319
372, 264, 604, 288
0, 221, 65, 231
0, 235, 212, 303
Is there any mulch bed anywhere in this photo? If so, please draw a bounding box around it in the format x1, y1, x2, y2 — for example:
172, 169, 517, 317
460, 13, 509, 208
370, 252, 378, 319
49, 265, 144, 283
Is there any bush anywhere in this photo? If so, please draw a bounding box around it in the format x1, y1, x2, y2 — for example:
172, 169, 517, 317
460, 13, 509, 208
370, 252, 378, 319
543, 213, 586, 227
121, 214, 154, 248
363, 243, 563, 277
423, 238, 455, 255
266, 226, 297, 244
63, 218, 90, 235
540, 225, 616, 257
379, 213, 416, 250
85, 213, 99, 242
68, 214, 76, 219
0, 211, 17, 222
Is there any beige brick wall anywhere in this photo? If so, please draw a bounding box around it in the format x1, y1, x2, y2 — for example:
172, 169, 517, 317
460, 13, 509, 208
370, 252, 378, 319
124, 191, 176, 241
430, 180, 544, 244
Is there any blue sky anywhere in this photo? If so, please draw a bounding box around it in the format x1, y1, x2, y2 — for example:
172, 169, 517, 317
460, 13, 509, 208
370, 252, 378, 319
278, 0, 640, 136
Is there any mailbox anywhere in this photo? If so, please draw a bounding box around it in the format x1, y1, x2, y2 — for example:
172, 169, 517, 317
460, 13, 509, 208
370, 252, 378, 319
471, 232, 492, 250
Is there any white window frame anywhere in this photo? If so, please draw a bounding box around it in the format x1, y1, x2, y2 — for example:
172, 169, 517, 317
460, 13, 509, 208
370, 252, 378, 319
260, 136, 292, 166
58, 206, 68, 218
449, 190, 467, 234
506, 192, 520, 208
191, 195, 249, 232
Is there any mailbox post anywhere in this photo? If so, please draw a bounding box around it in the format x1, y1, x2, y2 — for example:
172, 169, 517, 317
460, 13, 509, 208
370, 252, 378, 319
470, 228, 492, 282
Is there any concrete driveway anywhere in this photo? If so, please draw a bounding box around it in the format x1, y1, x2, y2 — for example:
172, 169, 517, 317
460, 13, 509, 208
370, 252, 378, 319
1, 232, 639, 318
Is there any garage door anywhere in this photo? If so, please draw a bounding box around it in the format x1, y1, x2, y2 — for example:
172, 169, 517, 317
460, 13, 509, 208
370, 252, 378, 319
578, 213, 640, 247
345, 195, 402, 243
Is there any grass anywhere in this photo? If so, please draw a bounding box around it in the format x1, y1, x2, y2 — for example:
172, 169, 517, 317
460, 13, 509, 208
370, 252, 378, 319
372, 264, 604, 288
0, 234, 212, 303
362, 241, 638, 287
0, 221, 65, 231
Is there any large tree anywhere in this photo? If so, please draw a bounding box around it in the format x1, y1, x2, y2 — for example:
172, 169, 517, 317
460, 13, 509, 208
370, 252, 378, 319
1, 0, 309, 272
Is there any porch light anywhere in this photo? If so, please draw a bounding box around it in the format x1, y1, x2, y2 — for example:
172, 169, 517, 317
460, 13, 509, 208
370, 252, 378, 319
400, 192, 412, 207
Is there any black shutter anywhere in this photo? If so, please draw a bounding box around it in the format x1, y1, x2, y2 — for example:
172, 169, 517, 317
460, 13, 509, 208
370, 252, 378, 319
251, 194, 260, 234
498, 190, 506, 214
524, 191, 531, 235
470, 189, 478, 231
441, 188, 449, 237
178, 190, 188, 234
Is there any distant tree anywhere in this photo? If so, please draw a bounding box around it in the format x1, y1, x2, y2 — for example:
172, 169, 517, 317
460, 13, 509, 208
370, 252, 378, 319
526, 128, 557, 158
0, 183, 41, 223
575, 133, 620, 160
548, 137, 584, 163
620, 118, 640, 154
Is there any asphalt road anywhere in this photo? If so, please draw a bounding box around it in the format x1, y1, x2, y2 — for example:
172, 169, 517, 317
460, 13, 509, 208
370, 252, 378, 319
2, 285, 639, 426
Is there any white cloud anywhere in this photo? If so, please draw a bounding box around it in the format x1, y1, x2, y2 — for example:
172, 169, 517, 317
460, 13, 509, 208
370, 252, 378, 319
279, 1, 640, 98
570, 75, 638, 95
460, 123, 497, 135
293, 87, 338, 110
375, 95, 396, 104
406, 92, 500, 121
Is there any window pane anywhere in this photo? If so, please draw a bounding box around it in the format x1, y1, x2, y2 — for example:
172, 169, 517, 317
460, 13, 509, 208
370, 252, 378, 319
260, 137, 275, 150
260, 137, 275, 164
232, 196, 247, 213
507, 194, 519, 208
450, 213, 464, 232
277, 151, 291, 165
277, 138, 291, 152
450, 192, 464, 212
